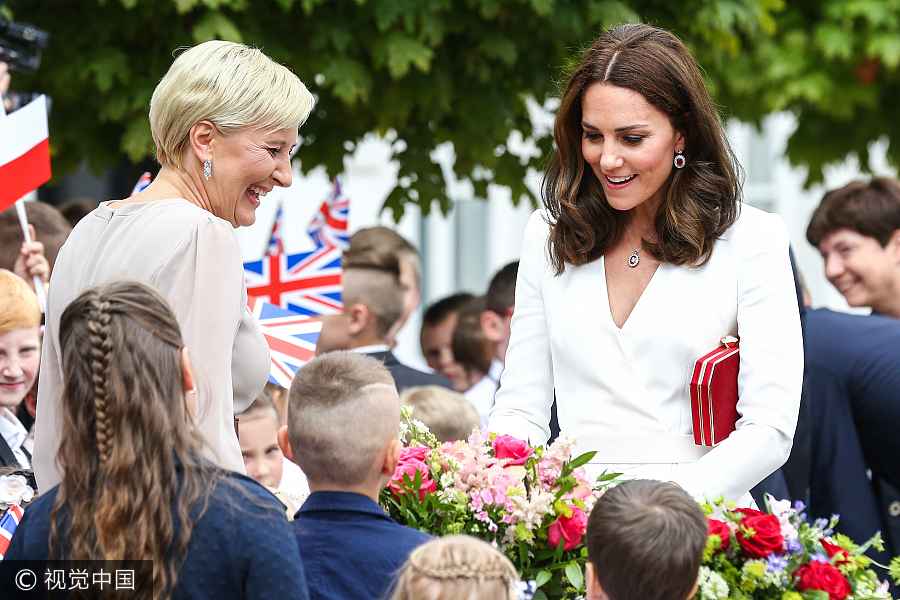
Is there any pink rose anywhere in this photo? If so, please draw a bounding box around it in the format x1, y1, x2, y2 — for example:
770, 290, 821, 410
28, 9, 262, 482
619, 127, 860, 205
564, 468, 593, 501
399, 445, 431, 464
548, 506, 588, 551
389, 460, 436, 501
492, 435, 534, 466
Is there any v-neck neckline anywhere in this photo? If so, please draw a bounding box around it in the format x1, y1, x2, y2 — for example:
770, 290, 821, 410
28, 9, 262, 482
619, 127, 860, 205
602, 255, 664, 330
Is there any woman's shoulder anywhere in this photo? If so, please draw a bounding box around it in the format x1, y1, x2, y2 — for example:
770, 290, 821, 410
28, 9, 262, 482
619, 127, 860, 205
723, 203, 790, 244
523, 208, 552, 243
102, 198, 235, 237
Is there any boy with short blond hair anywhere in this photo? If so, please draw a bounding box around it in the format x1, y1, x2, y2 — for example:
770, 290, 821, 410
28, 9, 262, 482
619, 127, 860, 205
278, 351, 430, 600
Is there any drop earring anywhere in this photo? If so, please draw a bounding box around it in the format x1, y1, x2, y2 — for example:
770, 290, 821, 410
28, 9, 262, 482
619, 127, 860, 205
673, 150, 686, 169
203, 158, 212, 180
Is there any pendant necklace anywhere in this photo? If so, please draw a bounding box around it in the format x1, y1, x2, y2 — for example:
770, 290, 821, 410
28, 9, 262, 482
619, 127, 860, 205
624, 226, 655, 268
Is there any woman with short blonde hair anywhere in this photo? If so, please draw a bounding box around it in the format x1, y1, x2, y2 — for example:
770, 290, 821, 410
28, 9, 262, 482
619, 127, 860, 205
35, 40, 315, 492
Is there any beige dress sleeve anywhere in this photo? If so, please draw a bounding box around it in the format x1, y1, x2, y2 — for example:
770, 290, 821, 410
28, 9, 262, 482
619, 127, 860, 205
155, 215, 270, 470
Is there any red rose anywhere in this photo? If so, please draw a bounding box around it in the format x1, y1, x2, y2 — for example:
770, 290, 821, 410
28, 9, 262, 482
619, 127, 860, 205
548, 506, 588, 551
821, 540, 851, 565
708, 518, 731, 550
492, 435, 534, 466
398, 445, 431, 465
731, 508, 784, 558
389, 460, 437, 501
795, 561, 851, 600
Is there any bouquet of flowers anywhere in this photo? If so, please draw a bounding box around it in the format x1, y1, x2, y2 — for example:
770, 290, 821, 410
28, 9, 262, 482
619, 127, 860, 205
696, 495, 900, 600
379, 407, 618, 600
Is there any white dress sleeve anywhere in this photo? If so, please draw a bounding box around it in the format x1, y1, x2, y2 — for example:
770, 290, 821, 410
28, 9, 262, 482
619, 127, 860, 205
488, 210, 556, 445
672, 212, 804, 500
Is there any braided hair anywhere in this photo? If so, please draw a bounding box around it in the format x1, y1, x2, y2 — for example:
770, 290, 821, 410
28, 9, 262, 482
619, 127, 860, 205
389, 535, 519, 600
49, 279, 213, 600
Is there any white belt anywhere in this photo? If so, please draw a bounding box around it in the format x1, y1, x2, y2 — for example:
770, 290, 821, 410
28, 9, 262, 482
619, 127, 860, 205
575, 435, 711, 464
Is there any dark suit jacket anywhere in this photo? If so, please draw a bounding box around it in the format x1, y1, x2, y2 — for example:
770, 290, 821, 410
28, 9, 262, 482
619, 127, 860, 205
366, 350, 453, 393
803, 308, 900, 560
292, 491, 431, 600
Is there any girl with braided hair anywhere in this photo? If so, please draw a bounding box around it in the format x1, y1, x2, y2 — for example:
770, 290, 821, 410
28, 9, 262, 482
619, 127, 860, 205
2, 279, 309, 600
389, 535, 529, 600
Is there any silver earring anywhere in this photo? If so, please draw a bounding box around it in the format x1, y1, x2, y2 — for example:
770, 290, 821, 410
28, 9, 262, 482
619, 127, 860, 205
673, 150, 686, 169
203, 158, 212, 180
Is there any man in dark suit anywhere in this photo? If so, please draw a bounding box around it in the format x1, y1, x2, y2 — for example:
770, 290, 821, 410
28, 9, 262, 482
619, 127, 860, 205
278, 352, 431, 600
314, 245, 452, 393
802, 178, 900, 576
803, 308, 900, 561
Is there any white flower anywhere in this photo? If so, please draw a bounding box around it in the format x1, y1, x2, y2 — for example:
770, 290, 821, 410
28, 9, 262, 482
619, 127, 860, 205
767, 495, 793, 520
697, 567, 729, 600
0, 474, 35, 509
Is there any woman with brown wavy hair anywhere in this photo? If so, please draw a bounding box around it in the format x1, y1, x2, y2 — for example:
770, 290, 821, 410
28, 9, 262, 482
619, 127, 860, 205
2, 280, 308, 600
489, 24, 803, 505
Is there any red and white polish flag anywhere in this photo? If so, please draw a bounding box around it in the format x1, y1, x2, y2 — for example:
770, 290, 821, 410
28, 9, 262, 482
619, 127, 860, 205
0, 95, 51, 212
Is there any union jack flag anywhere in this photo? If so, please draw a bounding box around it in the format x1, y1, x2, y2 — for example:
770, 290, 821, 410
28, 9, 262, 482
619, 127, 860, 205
248, 297, 322, 388
245, 244, 343, 316
130, 172, 152, 197
0, 504, 24, 561
307, 177, 350, 250
267, 201, 284, 256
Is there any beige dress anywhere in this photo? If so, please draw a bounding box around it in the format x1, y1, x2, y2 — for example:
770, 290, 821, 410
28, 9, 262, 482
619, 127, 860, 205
34, 198, 270, 492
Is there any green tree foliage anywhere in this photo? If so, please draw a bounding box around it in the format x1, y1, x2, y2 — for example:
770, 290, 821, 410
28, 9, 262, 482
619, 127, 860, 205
6, 0, 897, 215
700, 0, 900, 185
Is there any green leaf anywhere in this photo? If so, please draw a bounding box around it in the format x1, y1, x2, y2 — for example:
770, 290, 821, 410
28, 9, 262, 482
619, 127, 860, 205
800, 591, 830, 600
374, 33, 435, 78
534, 569, 552, 588
121, 119, 154, 162
888, 555, 900, 585
532, 590, 548, 600
321, 58, 373, 104
564, 562, 585, 591
191, 12, 243, 44
565, 451, 597, 472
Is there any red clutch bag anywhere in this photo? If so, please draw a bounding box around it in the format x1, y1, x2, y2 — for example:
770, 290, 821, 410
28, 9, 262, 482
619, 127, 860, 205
690, 336, 739, 447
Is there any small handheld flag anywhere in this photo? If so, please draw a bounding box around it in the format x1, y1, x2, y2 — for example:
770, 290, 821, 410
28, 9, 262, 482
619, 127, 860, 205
130, 172, 152, 196
248, 297, 322, 388
307, 177, 350, 251
0, 95, 51, 212
245, 244, 343, 316
0, 504, 24, 561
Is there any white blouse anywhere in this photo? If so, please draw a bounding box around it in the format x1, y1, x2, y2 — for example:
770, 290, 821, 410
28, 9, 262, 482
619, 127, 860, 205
34, 198, 269, 493
489, 205, 803, 503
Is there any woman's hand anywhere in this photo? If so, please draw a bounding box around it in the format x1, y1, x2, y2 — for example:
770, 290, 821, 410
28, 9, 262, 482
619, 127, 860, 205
14, 224, 51, 290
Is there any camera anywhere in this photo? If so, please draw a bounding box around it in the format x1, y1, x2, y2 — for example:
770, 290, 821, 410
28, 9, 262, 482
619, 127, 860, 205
0, 4, 50, 74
